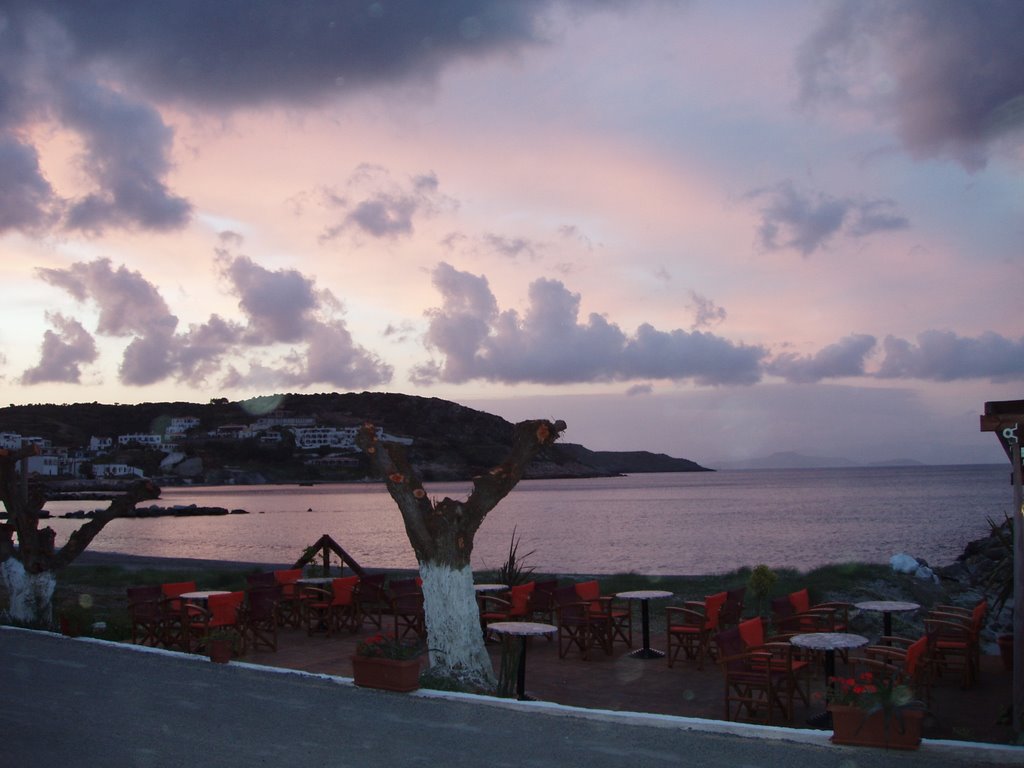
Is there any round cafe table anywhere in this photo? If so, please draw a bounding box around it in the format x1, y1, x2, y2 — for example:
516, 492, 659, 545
487, 621, 558, 700
791, 632, 869, 729
854, 600, 920, 639
616, 590, 673, 659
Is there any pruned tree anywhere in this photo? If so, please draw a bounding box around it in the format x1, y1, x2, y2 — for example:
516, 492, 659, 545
0, 445, 160, 625
356, 418, 565, 691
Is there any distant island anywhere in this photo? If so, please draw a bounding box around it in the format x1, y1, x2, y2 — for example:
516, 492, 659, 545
0, 392, 712, 486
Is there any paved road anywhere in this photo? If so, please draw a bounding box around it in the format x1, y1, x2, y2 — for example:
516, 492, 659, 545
2, 628, 1017, 768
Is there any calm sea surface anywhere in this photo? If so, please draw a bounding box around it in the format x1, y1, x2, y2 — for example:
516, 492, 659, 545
43, 465, 1014, 576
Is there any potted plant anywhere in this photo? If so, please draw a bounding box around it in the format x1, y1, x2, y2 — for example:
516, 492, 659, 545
206, 628, 239, 663
828, 670, 926, 750
351, 634, 424, 692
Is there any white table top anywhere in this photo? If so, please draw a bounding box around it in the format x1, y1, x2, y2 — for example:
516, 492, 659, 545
297, 577, 335, 585
474, 583, 509, 593
854, 600, 920, 612
180, 590, 230, 601
616, 590, 673, 600
790, 632, 869, 652
487, 621, 558, 637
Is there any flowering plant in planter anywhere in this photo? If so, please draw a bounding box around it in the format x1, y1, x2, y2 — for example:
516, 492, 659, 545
828, 670, 926, 748
355, 634, 424, 660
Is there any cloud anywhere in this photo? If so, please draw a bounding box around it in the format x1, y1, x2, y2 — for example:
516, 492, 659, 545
20, 312, 98, 384
412, 262, 766, 386
688, 291, 726, 330
36, 258, 178, 338
219, 255, 324, 344
0, 1, 567, 236
320, 168, 456, 242
766, 334, 877, 383
798, 0, 1024, 170
0, 137, 59, 233
877, 330, 1024, 381
745, 181, 908, 256
31, 253, 392, 389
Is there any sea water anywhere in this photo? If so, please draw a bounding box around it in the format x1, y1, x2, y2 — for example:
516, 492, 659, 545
41, 465, 1013, 576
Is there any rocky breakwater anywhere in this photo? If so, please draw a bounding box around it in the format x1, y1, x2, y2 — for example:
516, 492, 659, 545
59, 504, 249, 519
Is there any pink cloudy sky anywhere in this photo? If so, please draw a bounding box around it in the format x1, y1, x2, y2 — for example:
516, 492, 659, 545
1, 1, 1021, 466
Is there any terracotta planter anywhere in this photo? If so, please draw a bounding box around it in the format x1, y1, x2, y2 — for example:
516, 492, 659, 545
351, 655, 422, 692
208, 638, 233, 664
997, 634, 1013, 672
829, 704, 923, 750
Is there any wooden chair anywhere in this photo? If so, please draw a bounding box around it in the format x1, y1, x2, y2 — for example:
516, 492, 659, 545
303, 576, 361, 637
242, 586, 279, 652
862, 635, 932, 704
771, 588, 850, 635
126, 585, 163, 647
272, 569, 306, 628
159, 581, 196, 651
927, 600, 986, 688
713, 626, 791, 725
575, 579, 632, 649
354, 573, 389, 630
387, 578, 426, 641
736, 617, 810, 719
554, 585, 610, 660
719, 587, 746, 629
185, 591, 246, 655
666, 591, 726, 669
527, 579, 559, 628
480, 582, 535, 638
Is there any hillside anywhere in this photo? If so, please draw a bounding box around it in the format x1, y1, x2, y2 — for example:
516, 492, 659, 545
0, 393, 711, 483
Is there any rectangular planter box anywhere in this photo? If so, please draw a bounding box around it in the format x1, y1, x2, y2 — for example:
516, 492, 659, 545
351, 655, 422, 692
829, 704, 923, 750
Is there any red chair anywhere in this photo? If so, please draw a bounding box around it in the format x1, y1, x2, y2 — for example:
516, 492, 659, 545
863, 635, 932, 704
185, 591, 246, 655
713, 626, 792, 725
387, 578, 426, 641
303, 575, 360, 637
159, 581, 196, 651
772, 588, 850, 634
354, 573, 389, 629
927, 600, 985, 688
574, 580, 632, 649
554, 585, 610, 660
480, 582, 536, 637
666, 591, 726, 669
736, 617, 810, 720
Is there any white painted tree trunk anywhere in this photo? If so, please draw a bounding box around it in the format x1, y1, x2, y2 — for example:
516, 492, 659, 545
419, 561, 496, 690
1, 559, 56, 625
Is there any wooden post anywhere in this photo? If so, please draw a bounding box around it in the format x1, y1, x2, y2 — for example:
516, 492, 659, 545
981, 401, 1024, 736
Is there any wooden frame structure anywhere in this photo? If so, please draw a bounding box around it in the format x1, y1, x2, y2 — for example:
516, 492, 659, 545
980, 399, 1024, 735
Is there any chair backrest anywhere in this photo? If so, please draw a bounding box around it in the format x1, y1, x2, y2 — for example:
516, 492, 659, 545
905, 636, 927, 676
574, 580, 602, 611
273, 569, 302, 585
209, 591, 245, 627
161, 581, 196, 599
720, 587, 745, 625
355, 573, 388, 604
127, 585, 162, 603
789, 588, 811, 614
246, 572, 277, 588
331, 576, 360, 606
970, 601, 987, 634
738, 617, 764, 649
530, 580, 559, 611
246, 587, 278, 620
554, 585, 587, 620
771, 595, 795, 622
704, 592, 728, 630
509, 582, 536, 616
389, 578, 421, 596
714, 627, 749, 672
